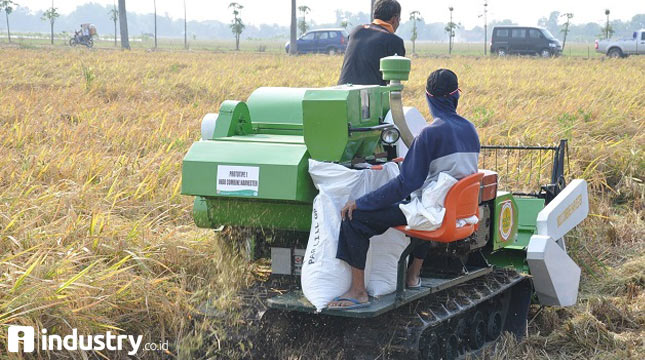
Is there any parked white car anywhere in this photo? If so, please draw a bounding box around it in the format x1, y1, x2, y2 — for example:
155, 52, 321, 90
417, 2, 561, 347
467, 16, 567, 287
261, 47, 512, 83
595, 29, 645, 57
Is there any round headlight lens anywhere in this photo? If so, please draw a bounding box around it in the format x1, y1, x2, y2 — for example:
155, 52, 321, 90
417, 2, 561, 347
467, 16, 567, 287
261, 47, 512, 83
380, 128, 401, 145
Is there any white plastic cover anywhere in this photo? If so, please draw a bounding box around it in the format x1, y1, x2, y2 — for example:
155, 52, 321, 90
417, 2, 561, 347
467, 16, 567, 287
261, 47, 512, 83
301, 160, 409, 312
536, 179, 589, 242
527, 235, 581, 306
384, 107, 428, 158
527, 179, 589, 307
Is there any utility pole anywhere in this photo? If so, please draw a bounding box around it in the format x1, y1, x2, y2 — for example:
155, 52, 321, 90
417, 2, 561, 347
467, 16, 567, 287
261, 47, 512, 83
483, 1, 488, 55
604, 9, 610, 39
118, 0, 130, 49
153, 0, 157, 49
448, 6, 454, 55
183, 0, 187, 49
289, 0, 297, 55
560, 13, 573, 52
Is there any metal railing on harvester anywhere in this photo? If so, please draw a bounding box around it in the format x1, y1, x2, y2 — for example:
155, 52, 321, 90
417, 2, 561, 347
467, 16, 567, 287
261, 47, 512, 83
480, 139, 569, 204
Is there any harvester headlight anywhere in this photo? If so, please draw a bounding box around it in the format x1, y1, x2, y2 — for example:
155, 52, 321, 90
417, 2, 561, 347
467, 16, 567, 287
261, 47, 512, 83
380, 128, 401, 145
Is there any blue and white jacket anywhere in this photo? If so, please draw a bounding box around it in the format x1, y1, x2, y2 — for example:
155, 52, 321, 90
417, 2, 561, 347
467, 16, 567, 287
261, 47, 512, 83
356, 92, 480, 211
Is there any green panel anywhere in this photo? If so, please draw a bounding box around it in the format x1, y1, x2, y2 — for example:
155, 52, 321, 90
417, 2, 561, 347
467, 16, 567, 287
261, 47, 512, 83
302, 86, 386, 162
486, 248, 530, 273
246, 87, 308, 126
302, 89, 349, 161
218, 134, 305, 144
213, 101, 252, 138
509, 197, 545, 250
194, 196, 313, 231
181, 140, 315, 202
492, 192, 519, 250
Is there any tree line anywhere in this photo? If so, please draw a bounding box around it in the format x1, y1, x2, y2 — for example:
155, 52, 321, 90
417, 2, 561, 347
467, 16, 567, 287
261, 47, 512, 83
1, 2, 643, 48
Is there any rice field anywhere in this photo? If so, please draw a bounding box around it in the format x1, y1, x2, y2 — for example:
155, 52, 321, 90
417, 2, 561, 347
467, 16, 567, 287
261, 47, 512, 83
0, 47, 643, 359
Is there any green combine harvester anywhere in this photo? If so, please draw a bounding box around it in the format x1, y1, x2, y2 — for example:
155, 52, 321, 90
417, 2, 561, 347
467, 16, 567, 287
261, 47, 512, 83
181, 56, 589, 359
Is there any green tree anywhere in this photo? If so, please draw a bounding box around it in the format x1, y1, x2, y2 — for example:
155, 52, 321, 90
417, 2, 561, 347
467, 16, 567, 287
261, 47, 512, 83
340, 18, 351, 30
108, 2, 118, 47
41, 2, 60, 45
409, 10, 422, 55
0, 0, 17, 43
298, 5, 310, 36
560, 13, 573, 52
229, 2, 244, 51
445, 7, 458, 55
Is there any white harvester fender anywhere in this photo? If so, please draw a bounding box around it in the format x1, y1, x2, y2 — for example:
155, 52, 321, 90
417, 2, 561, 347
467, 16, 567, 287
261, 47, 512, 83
527, 179, 589, 307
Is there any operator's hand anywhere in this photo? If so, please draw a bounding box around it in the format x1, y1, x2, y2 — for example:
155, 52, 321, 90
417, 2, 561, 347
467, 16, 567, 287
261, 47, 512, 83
340, 200, 357, 221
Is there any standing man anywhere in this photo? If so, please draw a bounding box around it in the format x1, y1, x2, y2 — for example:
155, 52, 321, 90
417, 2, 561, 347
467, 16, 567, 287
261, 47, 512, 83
338, 0, 405, 86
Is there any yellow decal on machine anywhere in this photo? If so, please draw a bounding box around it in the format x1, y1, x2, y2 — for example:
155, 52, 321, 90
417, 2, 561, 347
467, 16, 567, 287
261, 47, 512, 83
499, 200, 513, 242
557, 194, 582, 227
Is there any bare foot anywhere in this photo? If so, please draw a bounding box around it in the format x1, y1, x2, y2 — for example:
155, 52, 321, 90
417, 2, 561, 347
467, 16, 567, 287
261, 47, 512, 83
327, 289, 369, 308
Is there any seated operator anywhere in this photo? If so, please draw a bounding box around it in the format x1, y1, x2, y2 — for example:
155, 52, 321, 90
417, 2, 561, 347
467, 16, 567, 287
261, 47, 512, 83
328, 69, 480, 309
337, 0, 405, 86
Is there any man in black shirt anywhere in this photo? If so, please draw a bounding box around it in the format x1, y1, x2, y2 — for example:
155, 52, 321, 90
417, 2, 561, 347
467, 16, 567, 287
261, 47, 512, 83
338, 0, 406, 86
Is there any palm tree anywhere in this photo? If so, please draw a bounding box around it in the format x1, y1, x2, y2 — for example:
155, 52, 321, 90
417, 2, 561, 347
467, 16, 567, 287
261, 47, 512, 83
297, 5, 310, 36
0, 0, 17, 43
445, 7, 458, 55
118, 0, 130, 49
108, 2, 118, 47
409, 10, 422, 55
289, 0, 297, 55
41, 1, 59, 45
229, 2, 244, 51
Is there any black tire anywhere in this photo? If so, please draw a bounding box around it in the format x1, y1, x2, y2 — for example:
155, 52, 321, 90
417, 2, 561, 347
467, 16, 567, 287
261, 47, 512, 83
486, 310, 503, 340
86, 38, 94, 48
442, 332, 459, 360
69, 38, 76, 47
496, 48, 507, 56
454, 318, 468, 355
468, 311, 487, 350
540, 48, 552, 58
419, 332, 440, 360
607, 47, 623, 58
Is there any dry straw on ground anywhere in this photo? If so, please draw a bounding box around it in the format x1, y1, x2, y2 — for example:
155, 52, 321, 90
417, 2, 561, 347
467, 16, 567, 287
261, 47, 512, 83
0, 48, 643, 359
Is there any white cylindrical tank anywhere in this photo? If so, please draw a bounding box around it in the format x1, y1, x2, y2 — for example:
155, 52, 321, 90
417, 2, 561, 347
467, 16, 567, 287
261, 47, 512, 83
201, 113, 218, 140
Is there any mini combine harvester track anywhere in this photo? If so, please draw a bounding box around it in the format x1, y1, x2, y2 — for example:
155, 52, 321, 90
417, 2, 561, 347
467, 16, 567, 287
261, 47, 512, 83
181, 56, 589, 359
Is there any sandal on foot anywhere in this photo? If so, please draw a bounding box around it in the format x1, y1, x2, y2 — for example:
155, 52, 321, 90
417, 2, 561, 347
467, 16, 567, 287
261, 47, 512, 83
327, 296, 370, 310
407, 278, 422, 289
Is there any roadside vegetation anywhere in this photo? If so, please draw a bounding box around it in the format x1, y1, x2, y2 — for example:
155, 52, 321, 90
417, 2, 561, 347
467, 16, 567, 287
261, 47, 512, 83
0, 48, 642, 359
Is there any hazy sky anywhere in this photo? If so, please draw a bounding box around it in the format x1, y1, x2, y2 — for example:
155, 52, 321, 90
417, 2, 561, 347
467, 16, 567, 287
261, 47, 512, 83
26, 1, 644, 28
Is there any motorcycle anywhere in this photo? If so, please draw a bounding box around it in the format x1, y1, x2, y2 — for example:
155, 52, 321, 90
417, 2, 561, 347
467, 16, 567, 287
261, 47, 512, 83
69, 32, 94, 48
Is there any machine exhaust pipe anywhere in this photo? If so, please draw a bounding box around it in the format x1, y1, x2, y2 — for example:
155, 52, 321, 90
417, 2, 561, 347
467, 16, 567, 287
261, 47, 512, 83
389, 80, 415, 148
